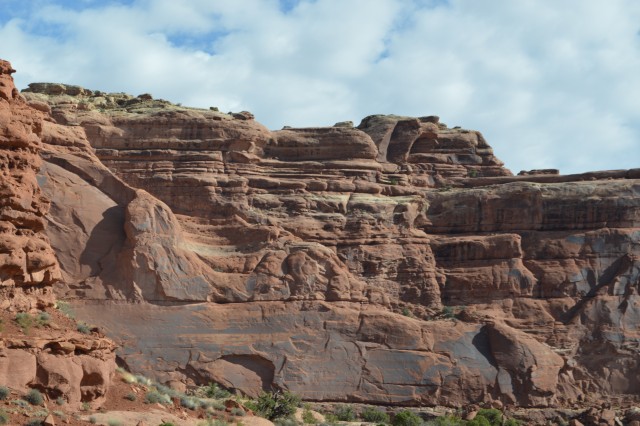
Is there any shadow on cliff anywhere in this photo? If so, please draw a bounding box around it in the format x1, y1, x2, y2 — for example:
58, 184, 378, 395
79, 205, 126, 279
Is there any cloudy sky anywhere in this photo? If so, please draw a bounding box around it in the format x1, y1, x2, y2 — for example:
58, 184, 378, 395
1, 0, 639, 174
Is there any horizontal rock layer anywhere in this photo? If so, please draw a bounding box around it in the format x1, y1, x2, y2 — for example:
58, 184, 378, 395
19, 80, 640, 409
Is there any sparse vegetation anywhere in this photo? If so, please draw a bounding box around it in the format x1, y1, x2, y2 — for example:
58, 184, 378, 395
203, 382, 231, 399
124, 392, 137, 401
144, 389, 171, 405
0, 386, 9, 400
441, 306, 456, 319
231, 407, 246, 417
13, 399, 29, 408
334, 405, 356, 422
107, 420, 123, 426
55, 396, 65, 405
401, 307, 413, 317
0, 409, 8, 425
77, 322, 91, 334
15, 313, 34, 334
55, 301, 74, 318
361, 407, 390, 423
302, 407, 317, 424
254, 391, 301, 421
89, 416, 97, 424
393, 410, 422, 426
25, 419, 44, 426
24, 389, 44, 406
426, 414, 465, 426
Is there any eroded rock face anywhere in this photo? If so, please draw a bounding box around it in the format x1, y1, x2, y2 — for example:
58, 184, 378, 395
0, 61, 115, 407
19, 78, 640, 409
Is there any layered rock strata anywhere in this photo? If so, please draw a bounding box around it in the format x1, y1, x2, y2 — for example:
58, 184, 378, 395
18, 79, 640, 409
0, 62, 116, 406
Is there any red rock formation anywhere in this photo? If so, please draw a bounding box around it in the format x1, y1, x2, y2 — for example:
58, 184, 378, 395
15, 72, 640, 412
0, 61, 115, 407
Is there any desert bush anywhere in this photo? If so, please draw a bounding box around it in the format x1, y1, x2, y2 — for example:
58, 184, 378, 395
504, 419, 521, 426
476, 409, 502, 426
203, 382, 230, 399
426, 414, 465, 426
144, 389, 171, 405
254, 391, 301, 420
0, 410, 8, 425
107, 420, 123, 426
392, 410, 422, 426
25, 419, 44, 426
55, 396, 65, 405
274, 418, 299, 426
15, 313, 33, 333
13, 399, 29, 408
231, 407, 246, 417
24, 389, 44, 406
55, 301, 74, 318
334, 405, 356, 422
124, 392, 136, 401
0, 386, 9, 400
180, 396, 198, 410
35, 312, 50, 326
76, 322, 91, 334
466, 416, 491, 426
302, 408, 317, 424
361, 407, 390, 423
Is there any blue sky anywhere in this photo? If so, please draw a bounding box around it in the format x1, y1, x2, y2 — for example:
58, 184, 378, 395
1, 0, 639, 174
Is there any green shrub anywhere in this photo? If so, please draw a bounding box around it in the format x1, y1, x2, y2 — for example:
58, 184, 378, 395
124, 392, 136, 401
180, 396, 198, 410
504, 419, 521, 426
476, 409, 502, 426
89, 417, 97, 424
393, 410, 422, 426
56, 301, 75, 318
335, 405, 356, 422
35, 312, 50, 327
361, 407, 390, 423
24, 389, 44, 406
0, 410, 8, 425
15, 313, 33, 334
467, 416, 491, 426
13, 399, 29, 408
0, 386, 9, 400
25, 419, 44, 426
107, 420, 123, 426
426, 414, 465, 426
160, 423, 176, 426
204, 382, 230, 399
55, 396, 65, 405
441, 306, 456, 319
81, 401, 91, 411
273, 418, 298, 426
77, 322, 91, 334
302, 408, 317, 424
144, 390, 171, 405
231, 407, 246, 417
254, 391, 301, 420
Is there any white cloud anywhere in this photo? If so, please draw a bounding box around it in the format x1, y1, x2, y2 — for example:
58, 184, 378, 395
1, 0, 639, 174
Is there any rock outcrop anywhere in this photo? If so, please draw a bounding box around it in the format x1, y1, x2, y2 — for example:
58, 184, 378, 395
0, 61, 116, 407
12, 74, 640, 411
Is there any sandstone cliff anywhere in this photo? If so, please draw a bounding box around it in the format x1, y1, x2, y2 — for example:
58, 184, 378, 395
0, 61, 116, 408
11, 72, 640, 410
